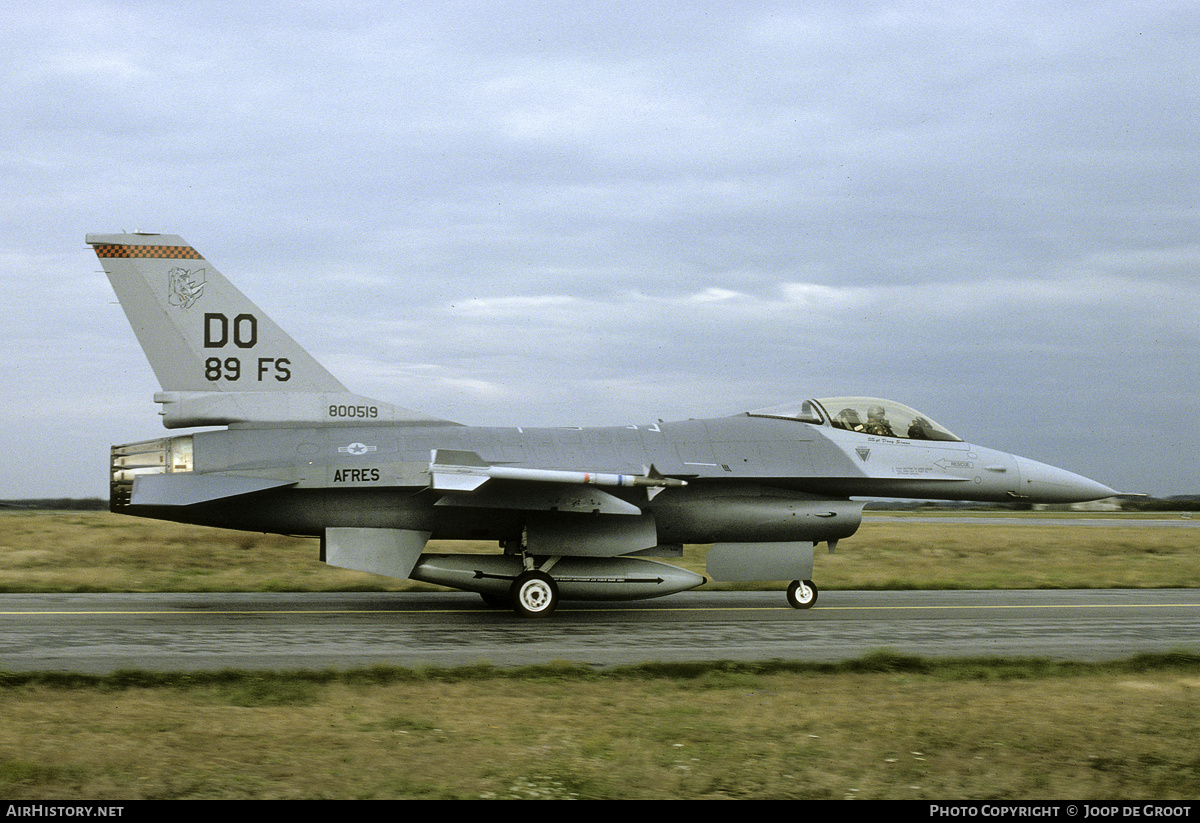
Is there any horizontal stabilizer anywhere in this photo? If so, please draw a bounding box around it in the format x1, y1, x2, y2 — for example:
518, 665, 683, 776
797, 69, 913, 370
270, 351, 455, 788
132, 473, 293, 506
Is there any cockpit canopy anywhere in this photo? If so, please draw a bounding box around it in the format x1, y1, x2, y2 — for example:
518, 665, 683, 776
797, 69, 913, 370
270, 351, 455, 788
748, 397, 961, 442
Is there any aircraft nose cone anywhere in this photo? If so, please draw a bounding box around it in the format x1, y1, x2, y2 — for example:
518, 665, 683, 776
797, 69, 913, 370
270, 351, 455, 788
1015, 457, 1117, 503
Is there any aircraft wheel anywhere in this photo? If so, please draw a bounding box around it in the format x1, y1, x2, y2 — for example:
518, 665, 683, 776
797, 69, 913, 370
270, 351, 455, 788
510, 570, 559, 617
786, 579, 818, 610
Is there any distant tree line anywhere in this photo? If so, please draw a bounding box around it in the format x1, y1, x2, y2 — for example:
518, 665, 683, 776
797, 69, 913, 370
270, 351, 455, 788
865, 496, 1198, 512
1120, 495, 1200, 512
0, 498, 107, 511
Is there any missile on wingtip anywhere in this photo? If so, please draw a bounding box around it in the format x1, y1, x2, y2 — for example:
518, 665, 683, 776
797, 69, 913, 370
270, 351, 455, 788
429, 449, 687, 493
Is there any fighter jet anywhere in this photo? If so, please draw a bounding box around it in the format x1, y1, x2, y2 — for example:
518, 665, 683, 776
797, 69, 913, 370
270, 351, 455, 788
90, 233, 1117, 616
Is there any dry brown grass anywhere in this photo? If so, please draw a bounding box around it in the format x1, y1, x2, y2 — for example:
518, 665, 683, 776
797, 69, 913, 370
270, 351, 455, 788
0, 511, 401, 593
2, 510, 1195, 593
817, 521, 1200, 591
0, 668, 1197, 799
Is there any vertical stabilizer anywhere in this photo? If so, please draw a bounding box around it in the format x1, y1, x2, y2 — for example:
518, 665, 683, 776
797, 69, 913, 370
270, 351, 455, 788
89, 232, 456, 428
89, 232, 345, 393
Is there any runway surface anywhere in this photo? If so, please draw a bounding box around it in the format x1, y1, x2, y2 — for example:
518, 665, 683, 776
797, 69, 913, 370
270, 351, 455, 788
2, 589, 1197, 673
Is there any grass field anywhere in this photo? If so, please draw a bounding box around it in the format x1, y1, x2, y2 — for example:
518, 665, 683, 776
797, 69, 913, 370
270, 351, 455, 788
1, 656, 1198, 799
0, 510, 1197, 799
1, 510, 1197, 593
2, 506, 1200, 597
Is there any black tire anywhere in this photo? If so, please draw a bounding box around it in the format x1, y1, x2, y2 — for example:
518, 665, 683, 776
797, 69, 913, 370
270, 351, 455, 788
510, 570, 559, 617
786, 579, 818, 609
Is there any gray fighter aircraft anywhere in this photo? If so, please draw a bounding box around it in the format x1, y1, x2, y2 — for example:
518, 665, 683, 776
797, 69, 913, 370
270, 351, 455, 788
90, 232, 1117, 616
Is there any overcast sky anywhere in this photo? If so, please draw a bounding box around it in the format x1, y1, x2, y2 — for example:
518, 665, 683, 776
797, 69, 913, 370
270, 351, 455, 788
3, 1, 1197, 499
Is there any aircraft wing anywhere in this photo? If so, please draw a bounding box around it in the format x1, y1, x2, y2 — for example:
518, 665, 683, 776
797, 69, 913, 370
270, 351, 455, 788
430, 449, 685, 504
428, 450, 683, 555
131, 473, 293, 506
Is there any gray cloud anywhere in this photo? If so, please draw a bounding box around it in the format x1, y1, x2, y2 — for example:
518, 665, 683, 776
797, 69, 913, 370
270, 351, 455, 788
2, 1, 1197, 498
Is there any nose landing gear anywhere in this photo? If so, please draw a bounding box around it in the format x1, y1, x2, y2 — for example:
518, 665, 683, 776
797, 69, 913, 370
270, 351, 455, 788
786, 579, 818, 609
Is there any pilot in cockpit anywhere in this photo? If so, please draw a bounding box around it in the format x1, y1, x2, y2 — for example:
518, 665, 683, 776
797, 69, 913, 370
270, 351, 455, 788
865, 405, 896, 437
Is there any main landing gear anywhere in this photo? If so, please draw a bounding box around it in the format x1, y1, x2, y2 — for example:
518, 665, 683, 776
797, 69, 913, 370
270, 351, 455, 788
476, 569, 560, 617
476, 555, 816, 616
510, 569, 559, 617
506, 574, 818, 613
786, 579, 818, 609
